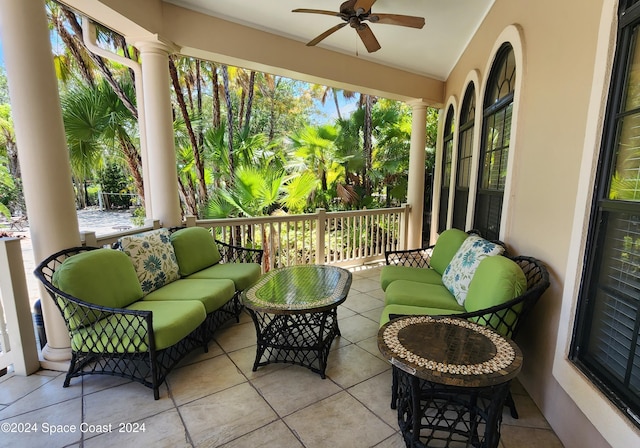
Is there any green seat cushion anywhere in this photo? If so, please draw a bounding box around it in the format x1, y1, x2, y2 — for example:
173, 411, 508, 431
53, 249, 143, 329
429, 228, 469, 275
379, 304, 464, 327
380, 265, 443, 291
186, 262, 261, 291
118, 228, 180, 294
170, 227, 222, 276
70, 300, 206, 352
384, 280, 465, 311
142, 278, 235, 314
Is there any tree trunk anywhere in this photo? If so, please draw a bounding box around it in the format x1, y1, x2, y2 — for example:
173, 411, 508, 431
118, 134, 145, 202
245, 71, 256, 130
211, 64, 221, 128
169, 56, 207, 208
221, 65, 235, 185
363, 94, 373, 196
62, 8, 138, 119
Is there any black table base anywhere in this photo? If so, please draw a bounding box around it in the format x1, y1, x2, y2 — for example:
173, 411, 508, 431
395, 366, 511, 448
247, 308, 340, 378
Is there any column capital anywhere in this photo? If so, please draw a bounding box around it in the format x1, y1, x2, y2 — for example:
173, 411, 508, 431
130, 35, 180, 55
406, 99, 431, 110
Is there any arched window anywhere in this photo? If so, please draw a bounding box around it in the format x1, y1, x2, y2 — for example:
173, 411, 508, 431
452, 83, 476, 230
438, 106, 455, 233
474, 43, 516, 240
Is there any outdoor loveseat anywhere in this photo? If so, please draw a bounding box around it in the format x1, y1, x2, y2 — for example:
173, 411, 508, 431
34, 227, 263, 399
380, 228, 550, 417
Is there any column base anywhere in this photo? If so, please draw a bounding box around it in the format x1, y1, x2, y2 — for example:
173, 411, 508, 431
39, 344, 71, 372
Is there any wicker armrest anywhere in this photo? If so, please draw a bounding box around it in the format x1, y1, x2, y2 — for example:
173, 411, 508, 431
215, 239, 264, 264
385, 245, 435, 268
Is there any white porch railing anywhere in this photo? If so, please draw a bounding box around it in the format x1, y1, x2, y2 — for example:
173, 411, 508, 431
0, 238, 40, 376
81, 205, 411, 270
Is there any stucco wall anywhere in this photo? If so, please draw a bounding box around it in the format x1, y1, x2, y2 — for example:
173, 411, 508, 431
444, 0, 628, 446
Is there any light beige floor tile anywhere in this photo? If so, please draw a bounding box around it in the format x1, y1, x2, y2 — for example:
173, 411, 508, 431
0, 374, 81, 419
34, 369, 61, 377
501, 392, 551, 429
336, 314, 381, 344
176, 340, 224, 368
169, 354, 247, 406
251, 366, 341, 417
0, 372, 57, 405
362, 306, 385, 324
215, 321, 258, 353
342, 291, 385, 314
337, 304, 356, 319
226, 345, 288, 380
326, 344, 390, 388
180, 382, 278, 447
81, 374, 133, 396
221, 420, 303, 448
348, 370, 397, 427
84, 382, 173, 427
84, 408, 190, 448
373, 432, 406, 448
0, 397, 82, 447
356, 335, 388, 361
367, 288, 386, 301
500, 425, 564, 448
351, 277, 381, 293
284, 391, 395, 448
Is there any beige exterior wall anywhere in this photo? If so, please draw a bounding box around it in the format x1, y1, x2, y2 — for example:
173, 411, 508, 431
444, 0, 638, 446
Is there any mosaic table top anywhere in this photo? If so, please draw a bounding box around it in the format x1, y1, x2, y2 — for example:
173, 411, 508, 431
242, 265, 352, 314
378, 316, 522, 387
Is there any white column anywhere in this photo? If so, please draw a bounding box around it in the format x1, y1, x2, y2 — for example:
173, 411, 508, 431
406, 100, 429, 249
134, 41, 182, 228
0, 0, 80, 368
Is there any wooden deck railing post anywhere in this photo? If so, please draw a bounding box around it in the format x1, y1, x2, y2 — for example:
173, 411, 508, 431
80, 231, 98, 247
401, 203, 411, 250
0, 238, 40, 376
316, 208, 326, 265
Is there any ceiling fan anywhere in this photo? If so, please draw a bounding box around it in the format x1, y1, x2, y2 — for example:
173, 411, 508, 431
292, 0, 425, 53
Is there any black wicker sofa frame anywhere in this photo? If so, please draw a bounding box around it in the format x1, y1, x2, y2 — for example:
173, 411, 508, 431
34, 238, 263, 400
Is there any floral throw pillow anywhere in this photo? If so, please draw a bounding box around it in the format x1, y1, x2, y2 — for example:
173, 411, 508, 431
441, 235, 505, 306
118, 228, 180, 294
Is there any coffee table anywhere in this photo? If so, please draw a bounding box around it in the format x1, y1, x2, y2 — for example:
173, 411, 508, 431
378, 315, 522, 448
242, 265, 352, 378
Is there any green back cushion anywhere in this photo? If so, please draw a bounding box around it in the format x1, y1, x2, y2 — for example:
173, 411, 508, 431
430, 228, 469, 275
118, 228, 180, 294
464, 256, 526, 313
170, 227, 221, 276
53, 249, 143, 328
441, 235, 505, 306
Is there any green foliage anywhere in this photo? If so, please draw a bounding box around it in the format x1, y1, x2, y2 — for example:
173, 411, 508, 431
99, 162, 132, 208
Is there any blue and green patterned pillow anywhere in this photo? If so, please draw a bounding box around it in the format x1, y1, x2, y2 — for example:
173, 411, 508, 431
118, 228, 180, 294
441, 235, 505, 306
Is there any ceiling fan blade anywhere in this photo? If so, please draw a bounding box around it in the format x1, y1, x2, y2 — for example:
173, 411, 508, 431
370, 14, 425, 29
356, 23, 381, 53
307, 22, 348, 47
353, 0, 377, 14
292, 9, 342, 17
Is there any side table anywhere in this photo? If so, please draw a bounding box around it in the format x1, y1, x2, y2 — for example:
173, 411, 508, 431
378, 316, 522, 448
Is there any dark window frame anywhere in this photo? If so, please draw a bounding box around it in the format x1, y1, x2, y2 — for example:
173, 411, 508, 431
453, 82, 476, 230
571, 0, 640, 429
473, 43, 516, 241
438, 105, 455, 233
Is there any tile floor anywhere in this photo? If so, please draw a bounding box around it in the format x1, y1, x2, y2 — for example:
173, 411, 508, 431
0, 265, 564, 448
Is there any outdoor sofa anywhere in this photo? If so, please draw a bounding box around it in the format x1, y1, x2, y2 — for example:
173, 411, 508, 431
379, 228, 550, 417
34, 227, 263, 399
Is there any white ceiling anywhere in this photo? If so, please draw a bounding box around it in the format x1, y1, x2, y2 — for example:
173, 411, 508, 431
164, 0, 495, 81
